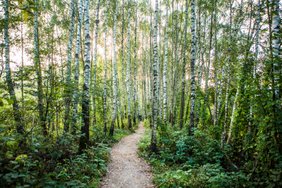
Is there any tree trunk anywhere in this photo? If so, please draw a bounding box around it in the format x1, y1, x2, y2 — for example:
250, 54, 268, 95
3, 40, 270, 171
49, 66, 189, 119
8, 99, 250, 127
92, 0, 101, 126
189, 0, 196, 135
72, 0, 83, 132
4, 0, 24, 135
34, 0, 47, 136
151, 0, 159, 153
133, 2, 138, 126
179, 0, 188, 129
64, 0, 75, 132
227, 86, 239, 144
163, 1, 168, 123
103, 0, 110, 135
126, 0, 132, 129
110, 0, 119, 136
120, 0, 126, 129
79, 0, 91, 152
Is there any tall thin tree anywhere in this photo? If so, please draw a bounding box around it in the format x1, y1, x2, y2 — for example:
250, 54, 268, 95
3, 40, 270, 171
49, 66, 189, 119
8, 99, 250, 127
4, 0, 24, 134
151, 0, 159, 152
34, 0, 47, 136
64, 0, 75, 132
79, 0, 91, 152
189, 0, 197, 135
110, 0, 119, 136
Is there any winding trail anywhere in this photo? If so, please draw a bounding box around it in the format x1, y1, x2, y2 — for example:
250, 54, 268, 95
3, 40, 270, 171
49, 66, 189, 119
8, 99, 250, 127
100, 123, 154, 188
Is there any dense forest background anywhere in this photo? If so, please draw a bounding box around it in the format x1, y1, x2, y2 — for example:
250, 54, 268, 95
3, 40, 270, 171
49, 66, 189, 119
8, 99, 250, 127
0, 0, 281, 187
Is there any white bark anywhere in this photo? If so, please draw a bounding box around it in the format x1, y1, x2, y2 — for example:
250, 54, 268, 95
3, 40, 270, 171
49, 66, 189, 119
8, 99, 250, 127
151, 0, 159, 152
72, 0, 83, 129
64, 0, 75, 132
103, 0, 110, 134
272, 0, 281, 108
163, 1, 168, 123
92, 0, 100, 125
133, 1, 138, 125
126, 0, 132, 129
110, 0, 119, 136
79, 0, 91, 151
189, 0, 196, 134
227, 86, 239, 144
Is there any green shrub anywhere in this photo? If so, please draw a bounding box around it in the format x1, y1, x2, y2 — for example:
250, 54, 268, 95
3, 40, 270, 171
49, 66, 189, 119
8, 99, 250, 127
139, 125, 250, 188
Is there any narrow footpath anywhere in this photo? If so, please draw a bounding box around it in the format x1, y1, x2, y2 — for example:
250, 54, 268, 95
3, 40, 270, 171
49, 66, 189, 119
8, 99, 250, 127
100, 123, 154, 188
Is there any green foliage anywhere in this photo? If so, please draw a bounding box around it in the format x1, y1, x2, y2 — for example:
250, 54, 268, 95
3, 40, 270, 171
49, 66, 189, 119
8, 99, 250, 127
139, 126, 251, 188
154, 165, 248, 188
0, 128, 129, 187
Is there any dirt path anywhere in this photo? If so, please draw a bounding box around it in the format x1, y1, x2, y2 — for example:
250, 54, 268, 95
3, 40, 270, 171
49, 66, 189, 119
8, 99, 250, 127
100, 123, 154, 188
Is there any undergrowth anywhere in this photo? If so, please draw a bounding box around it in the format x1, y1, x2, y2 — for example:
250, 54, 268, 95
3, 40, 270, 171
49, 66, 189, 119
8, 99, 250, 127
0, 128, 131, 187
139, 121, 252, 188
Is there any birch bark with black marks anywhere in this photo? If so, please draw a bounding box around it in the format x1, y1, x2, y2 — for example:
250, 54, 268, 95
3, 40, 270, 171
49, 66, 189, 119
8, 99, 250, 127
64, 0, 75, 132
110, 0, 119, 136
189, 0, 196, 135
79, 0, 91, 152
92, 0, 100, 125
151, 0, 159, 152
126, 0, 132, 129
271, 0, 281, 137
163, 0, 169, 123
72, 0, 83, 131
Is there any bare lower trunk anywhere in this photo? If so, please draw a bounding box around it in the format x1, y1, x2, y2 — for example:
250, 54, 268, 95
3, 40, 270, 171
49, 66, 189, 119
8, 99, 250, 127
151, 0, 159, 152
79, 0, 91, 152
189, 0, 196, 135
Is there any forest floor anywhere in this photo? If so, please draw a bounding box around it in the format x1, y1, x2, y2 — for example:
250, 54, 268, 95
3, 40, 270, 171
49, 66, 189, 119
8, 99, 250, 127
100, 122, 154, 188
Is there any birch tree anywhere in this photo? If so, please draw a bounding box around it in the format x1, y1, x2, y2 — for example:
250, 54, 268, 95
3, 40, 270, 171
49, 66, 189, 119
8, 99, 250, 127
271, 0, 281, 125
64, 0, 75, 132
179, 0, 188, 129
162, 0, 169, 123
72, 0, 83, 130
126, 0, 132, 129
151, 0, 159, 152
92, 0, 100, 125
120, 0, 126, 128
110, 0, 119, 136
189, 0, 196, 135
133, 1, 138, 125
4, 0, 24, 134
103, 0, 109, 135
79, 0, 91, 152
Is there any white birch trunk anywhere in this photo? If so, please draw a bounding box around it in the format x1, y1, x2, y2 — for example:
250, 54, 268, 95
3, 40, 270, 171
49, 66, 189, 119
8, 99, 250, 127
163, 1, 169, 123
79, 0, 91, 152
92, 0, 100, 125
189, 0, 197, 135
72, 0, 83, 130
126, 0, 132, 129
151, 0, 159, 152
110, 0, 119, 136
